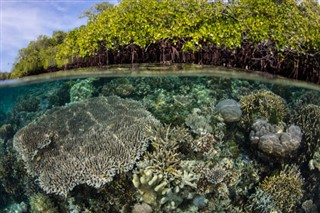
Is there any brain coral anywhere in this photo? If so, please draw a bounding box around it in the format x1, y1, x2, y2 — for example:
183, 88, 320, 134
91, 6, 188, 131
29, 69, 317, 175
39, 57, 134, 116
250, 119, 302, 158
13, 96, 160, 196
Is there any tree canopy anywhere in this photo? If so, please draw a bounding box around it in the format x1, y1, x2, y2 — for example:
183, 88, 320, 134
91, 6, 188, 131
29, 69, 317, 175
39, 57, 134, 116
9, 0, 320, 83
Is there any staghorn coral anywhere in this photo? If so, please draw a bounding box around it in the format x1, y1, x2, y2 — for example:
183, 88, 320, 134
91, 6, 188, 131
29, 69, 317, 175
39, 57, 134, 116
247, 187, 279, 213
13, 96, 160, 196
216, 99, 242, 122
240, 90, 288, 129
250, 119, 302, 159
260, 165, 304, 212
293, 104, 320, 159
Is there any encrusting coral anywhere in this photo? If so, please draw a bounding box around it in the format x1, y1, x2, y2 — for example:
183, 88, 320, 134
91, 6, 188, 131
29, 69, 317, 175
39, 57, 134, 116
13, 96, 160, 196
240, 90, 288, 129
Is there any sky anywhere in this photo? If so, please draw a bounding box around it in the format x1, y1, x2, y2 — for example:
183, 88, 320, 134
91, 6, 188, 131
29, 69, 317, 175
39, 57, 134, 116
0, 0, 118, 72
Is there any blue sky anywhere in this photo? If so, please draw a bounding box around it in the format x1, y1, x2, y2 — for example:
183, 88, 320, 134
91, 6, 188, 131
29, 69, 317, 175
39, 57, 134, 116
0, 0, 118, 72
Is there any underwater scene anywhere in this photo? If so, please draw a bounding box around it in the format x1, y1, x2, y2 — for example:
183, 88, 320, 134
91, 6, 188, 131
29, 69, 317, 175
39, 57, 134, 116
0, 66, 320, 213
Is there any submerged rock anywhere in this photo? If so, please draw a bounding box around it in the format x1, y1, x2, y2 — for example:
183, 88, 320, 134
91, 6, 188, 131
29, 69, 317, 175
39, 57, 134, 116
13, 96, 160, 196
250, 119, 302, 159
216, 99, 242, 122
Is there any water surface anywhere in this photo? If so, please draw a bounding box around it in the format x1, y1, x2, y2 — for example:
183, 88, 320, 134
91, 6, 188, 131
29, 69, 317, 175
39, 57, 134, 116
0, 65, 319, 213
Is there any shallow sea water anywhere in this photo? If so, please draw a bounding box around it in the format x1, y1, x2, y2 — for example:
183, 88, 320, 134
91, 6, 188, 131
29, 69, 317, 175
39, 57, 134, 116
0, 64, 319, 213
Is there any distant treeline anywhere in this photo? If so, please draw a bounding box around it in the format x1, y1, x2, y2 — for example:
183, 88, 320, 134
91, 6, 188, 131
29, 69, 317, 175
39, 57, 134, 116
10, 0, 320, 84
0, 72, 9, 80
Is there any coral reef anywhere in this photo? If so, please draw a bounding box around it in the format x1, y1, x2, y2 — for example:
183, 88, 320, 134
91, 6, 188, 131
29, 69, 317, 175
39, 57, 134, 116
132, 203, 153, 213
247, 187, 279, 213
101, 78, 135, 97
191, 133, 217, 154
133, 125, 200, 210
185, 108, 212, 136
48, 82, 72, 107
293, 104, 320, 159
29, 193, 57, 213
13, 96, 160, 196
250, 119, 302, 159
260, 165, 304, 212
0, 124, 14, 140
0, 145, 28, 200
240, 90, 288, 129
70, 78, 95, 102
216, 99, 242, 122
2, 202, 27, 213
302, 200, 318, 213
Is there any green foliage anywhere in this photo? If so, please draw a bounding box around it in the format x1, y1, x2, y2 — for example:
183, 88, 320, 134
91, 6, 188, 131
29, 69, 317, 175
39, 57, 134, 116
11, 31, 67, 78
11, 0, 320, 78
0, 72, 9, 80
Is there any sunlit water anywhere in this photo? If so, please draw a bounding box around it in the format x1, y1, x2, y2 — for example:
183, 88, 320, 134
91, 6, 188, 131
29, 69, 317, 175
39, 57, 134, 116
0, 64, 319, 212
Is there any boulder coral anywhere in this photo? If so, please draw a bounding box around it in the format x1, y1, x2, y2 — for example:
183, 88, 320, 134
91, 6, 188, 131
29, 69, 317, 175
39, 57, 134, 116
250, 119, 302, 159
13, 96, 160, 196
216, 99, 242, 122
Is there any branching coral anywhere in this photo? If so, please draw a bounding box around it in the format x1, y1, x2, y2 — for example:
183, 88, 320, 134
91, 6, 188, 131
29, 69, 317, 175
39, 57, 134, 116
247, 187, 279, 213
133, 125, 200, 210
260, 165, 304, 212
293, 104, 320, 159
240, 90, 288, 129
13, 96, 160, 196
70, 78, 95, 102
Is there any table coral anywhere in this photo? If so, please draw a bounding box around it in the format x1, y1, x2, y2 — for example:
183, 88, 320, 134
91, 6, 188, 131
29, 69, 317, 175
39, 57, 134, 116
13, 96, 160, 196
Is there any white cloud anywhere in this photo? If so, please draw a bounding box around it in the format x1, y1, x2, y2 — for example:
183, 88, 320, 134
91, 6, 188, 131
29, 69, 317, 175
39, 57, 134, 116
0, 1, 101, 72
